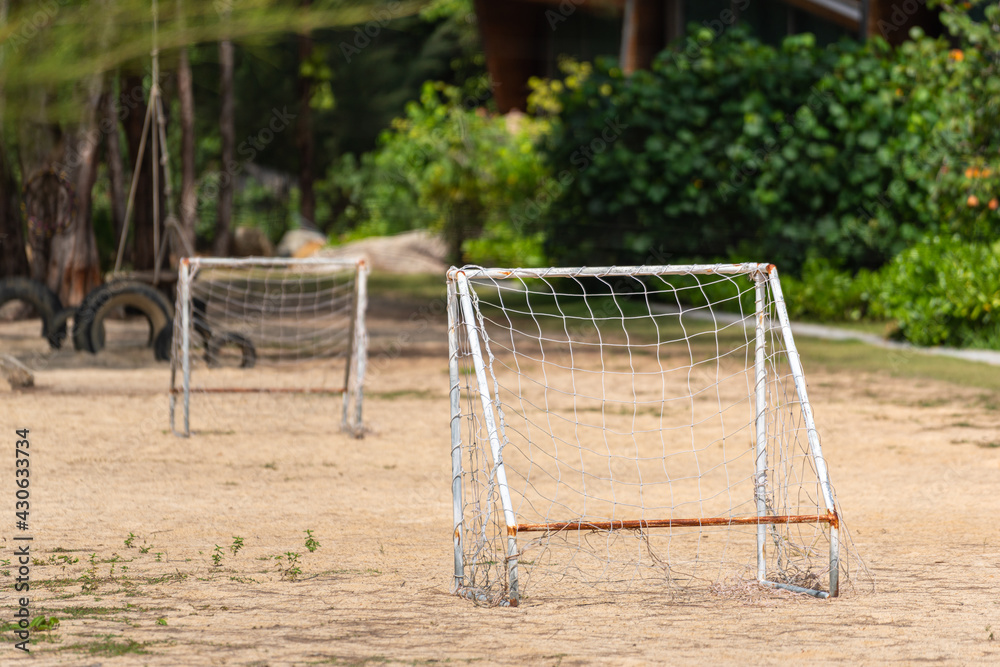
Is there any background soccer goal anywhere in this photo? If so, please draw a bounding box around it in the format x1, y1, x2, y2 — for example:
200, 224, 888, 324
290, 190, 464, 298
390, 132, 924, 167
448, 263, 849, 606
170, 256, 367, 438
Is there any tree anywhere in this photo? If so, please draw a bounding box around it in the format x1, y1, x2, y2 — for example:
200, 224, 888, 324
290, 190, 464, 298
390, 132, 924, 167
177, 6, 197, 254
214, 37, 235, 256
296, 3, 317, 228
0, 142, 27, 278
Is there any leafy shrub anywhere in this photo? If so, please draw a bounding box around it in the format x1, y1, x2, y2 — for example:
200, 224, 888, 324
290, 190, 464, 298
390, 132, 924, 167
328, 80, 550, 265
539, 1, 1000, 274
875, 234, 1000, 348
540, 28, 840, 270
779, 259, 881, 322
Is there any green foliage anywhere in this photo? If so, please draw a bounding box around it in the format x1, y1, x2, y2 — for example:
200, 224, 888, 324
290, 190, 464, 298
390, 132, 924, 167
780, 260, 882, 322
333, 80, 550, 264
304, 530, 320, 553
540, 3, 1000, 274
211, 545, 224, 567
28, 616, 60, 632
876, 235, 1000, 348
540, 27, 841, 269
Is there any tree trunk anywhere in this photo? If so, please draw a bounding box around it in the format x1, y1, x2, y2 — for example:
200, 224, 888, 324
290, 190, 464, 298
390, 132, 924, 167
214, 39, 235, 256
177, 44, 197, 254
103, 90, 127, 257
122, 73, 165, 272
49, 90, 103, 306
20, 88, 102, 306
0, 0, 28, 278
0, 141, 28, 278
296, 17, 316, 229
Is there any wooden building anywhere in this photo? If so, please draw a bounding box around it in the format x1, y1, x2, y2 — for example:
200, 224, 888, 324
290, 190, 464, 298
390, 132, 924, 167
474, 0, 941, 112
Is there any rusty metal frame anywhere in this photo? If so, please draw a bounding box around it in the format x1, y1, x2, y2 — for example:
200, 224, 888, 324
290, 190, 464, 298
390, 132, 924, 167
449, 263, 843, 604
769, 265, 840, 597
447, 280, 466, 597
454, 270, 521, 606
513, 513, 838, 534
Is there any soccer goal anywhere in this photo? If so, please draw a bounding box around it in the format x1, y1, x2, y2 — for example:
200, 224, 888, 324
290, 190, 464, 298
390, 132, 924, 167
169, 256, 368, 438
448, 263, 849, 606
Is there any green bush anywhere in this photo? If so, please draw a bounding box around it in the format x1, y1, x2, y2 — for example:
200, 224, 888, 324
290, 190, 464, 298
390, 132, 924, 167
779, 259, 882, 322
540, 28, 840, 270
539, 1, 1000, 274
876, 234, 1000, 348
327, 80, 550, 265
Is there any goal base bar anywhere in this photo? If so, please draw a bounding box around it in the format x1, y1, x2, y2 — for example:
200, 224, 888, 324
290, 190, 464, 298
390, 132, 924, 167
762, 580, 830, 599
168, 387, 347, 395
455, 586, 516, 608
512, 512, 838, 535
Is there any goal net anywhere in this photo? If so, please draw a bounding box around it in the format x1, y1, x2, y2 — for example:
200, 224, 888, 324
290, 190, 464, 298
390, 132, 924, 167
170, 256, 368, 438
448, 263, 850, 606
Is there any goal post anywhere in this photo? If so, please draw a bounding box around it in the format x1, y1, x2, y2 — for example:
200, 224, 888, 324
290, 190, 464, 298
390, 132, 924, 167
448, 263, 847, 606
169, 256, 368, 438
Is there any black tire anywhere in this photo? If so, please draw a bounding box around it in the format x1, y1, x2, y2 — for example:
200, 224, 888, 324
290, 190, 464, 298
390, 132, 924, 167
205, 331, 256, 369
192, 297, 213, 342
49, 307, 75, 349
0, 277, 66, 349
73, 282, 173, 360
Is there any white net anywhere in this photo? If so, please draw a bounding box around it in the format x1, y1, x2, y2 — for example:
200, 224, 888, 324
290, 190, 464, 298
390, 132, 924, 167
449, 264, 854, 606
170, 257, 367, 437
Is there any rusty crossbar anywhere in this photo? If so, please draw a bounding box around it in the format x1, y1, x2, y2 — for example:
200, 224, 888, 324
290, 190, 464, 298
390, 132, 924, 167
511, 512, 838, 535
169, 386, 346, 395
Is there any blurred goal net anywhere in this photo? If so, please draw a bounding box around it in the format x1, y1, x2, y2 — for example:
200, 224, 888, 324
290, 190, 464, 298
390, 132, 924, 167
170, 256, 367, 438
448, 263, 853, 606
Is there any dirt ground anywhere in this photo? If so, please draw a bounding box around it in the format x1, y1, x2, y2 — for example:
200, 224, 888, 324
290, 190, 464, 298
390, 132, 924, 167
1, 275, 1000, 666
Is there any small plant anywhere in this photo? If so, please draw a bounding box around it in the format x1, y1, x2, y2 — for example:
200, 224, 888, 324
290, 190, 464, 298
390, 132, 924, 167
154, 553, 163, 563
304, 530, 320, 553
29, 616, 60, 632
988, 625, 995, 641
279, 552, 302, 581
156, 618, 167, 626
124, 533, 137, 549
211, 545, 224, 567
230, 536, 245, 556
80, 556, 99, 593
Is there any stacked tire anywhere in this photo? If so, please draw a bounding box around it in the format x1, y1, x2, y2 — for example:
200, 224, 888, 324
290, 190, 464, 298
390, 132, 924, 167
0, 277, 71, 349
72, 281, 174, 361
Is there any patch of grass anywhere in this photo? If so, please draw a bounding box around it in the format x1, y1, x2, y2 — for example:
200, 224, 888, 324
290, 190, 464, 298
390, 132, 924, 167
369, 272, 446, 304
369, 389, 439, 400
61, 635, 150, 657
145, 572, 188, 585
976, 442, 1000, 449
796, 338, 1000, 393
55, 606, 119, 619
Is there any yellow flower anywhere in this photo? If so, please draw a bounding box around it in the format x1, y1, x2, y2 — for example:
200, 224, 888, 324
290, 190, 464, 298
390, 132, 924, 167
599, 84, 612, 97
949, 49, 964, 62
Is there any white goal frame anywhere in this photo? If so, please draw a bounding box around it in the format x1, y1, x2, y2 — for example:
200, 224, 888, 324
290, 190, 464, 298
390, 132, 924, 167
448, 263, 840, 606
169, 256, 368, 438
